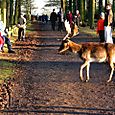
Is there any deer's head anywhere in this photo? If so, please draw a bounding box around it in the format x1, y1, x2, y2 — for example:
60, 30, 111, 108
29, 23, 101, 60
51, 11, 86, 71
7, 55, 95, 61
58, 39, 70, 53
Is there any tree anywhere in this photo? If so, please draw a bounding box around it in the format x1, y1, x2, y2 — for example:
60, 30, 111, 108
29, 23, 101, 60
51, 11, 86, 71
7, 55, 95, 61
1, 0, 6, 25
89, 0, 95, 29
0, 0, 2, 20
9, 0, 14, 26
14, 0, 20, 24
61, 0, 67, 14
113, 0, 115, 22
6, 0, 10, 27
99, 0, 103, 14
79, 0, 85, 24
69, 0, 72, 12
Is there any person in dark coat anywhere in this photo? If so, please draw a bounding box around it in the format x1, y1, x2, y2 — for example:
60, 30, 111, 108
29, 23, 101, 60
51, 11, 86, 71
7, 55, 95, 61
50, 9, 57, 31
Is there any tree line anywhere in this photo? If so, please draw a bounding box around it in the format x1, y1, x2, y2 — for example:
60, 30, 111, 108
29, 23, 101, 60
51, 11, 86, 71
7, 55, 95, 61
60, 0, 115, 28
0, 0, 34, 28
0, 0, 115, 29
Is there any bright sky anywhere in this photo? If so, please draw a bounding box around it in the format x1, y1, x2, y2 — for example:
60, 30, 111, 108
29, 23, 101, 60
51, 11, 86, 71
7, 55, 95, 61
33, 0, 46, 15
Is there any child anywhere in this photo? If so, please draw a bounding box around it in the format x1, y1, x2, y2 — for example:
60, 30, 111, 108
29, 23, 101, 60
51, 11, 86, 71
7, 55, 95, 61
0, 32, 4, 52
97, 12, 105, 42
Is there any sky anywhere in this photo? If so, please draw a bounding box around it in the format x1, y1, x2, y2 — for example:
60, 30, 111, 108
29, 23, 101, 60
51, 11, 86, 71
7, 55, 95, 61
33, 0, 46, 15
32, 0, 59, 16
32, 0, 113, 15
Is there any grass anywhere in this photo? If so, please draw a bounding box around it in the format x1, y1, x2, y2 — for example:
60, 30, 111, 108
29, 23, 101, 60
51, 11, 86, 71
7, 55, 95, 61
0, 61, 15, 84
79, 26, 115, 37
79, 26, 97, 37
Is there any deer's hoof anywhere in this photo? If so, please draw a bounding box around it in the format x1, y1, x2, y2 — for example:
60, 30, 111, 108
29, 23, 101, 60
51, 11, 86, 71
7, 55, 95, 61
107, 79, 111, 83
85, 79, 89, 82
80, 77, 84, 81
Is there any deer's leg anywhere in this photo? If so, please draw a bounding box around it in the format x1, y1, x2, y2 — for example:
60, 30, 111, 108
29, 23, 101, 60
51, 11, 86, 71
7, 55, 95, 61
86, 62, 90, 82
107, 62, 114, 82
80, 61, 88, 81
63, 33, 70, 40
63, 34, 69, 40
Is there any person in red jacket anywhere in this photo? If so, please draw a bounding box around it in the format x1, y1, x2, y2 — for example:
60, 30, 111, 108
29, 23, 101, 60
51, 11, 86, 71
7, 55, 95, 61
97, 12, 105, 42
0, 32, 4, 52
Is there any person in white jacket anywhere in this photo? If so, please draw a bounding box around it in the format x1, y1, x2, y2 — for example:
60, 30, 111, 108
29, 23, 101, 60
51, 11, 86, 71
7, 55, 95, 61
0, 20, 15, 53
17, 14, 26, 41
104, 3, 113, 43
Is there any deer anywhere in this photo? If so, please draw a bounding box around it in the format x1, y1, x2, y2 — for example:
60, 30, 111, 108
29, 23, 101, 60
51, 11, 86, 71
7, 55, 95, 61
58, 39, 115, 82
63, 20, 79, 40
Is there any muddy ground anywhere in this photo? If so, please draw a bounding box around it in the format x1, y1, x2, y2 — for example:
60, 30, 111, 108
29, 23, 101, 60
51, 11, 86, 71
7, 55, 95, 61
1, 21, 115, 115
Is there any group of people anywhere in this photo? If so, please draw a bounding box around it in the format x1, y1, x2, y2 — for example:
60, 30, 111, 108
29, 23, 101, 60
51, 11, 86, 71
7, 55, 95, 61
96, 3, 113, 43
50, 3, 114, 44
50, 8, 82, 31
0, 14, 26, 53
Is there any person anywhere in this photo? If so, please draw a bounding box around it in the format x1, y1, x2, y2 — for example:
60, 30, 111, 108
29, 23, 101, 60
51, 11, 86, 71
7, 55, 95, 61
45, 14, 48, 23
0, 20, 15, 53
97, 12, 105, 42
0, 32, 4, 52
17, 14, 26, 41
74, 10, 82, 27
104, 3, 113, 43
50, 9, 57, 31
66, 10, 73, 26
57, 8, 64, 31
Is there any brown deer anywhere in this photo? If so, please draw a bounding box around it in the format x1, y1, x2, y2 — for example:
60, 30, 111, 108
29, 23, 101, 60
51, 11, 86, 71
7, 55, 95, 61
58, 39, 115, 82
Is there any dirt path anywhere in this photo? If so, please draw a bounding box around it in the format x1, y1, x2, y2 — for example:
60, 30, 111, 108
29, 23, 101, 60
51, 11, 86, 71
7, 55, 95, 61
3, 21, 114, 114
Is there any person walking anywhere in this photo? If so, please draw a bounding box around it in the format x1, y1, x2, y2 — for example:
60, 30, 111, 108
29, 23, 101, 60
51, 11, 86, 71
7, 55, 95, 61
97, 12, 105, 42
50, 9, 57, 31
104, 3, 113, 43
17, 14, 26, 41
66, 10, 73, 26
74, 10, 82, 27
57, 8, 64, 31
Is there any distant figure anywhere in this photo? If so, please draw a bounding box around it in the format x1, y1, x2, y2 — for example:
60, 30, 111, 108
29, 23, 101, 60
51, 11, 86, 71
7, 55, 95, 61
104, 3, 113, 43
57, 8, 64, 31
45, 14, 48, 23
66, 10, 73, 26
50, 9, 57, 31
17, 14, 26, 41
74, 10, 82, 27
97, 12, 105, 42
0, 20, 15, 53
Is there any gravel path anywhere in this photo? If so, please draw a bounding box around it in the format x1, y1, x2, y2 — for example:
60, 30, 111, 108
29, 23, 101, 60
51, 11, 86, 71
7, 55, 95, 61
3, 21, 114, 115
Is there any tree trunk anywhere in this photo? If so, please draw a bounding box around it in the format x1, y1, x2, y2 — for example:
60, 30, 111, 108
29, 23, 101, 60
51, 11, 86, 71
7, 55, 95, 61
26, 0, 31, 21
1, 0, 6, 25
113, 0, 115, 23
9, 0, 14, 26
79, 0, 85, 24
6, 0, 10, 28
0, 1, 1, 21
14, 0, 19, 24
89, 0, 95, 29
73, 0, 76, 15
69, 0, 72, 12
99, 0, 102, 15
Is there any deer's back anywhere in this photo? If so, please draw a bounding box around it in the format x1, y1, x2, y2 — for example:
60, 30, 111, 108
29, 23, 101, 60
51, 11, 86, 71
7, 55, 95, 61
79, 43, 115, 62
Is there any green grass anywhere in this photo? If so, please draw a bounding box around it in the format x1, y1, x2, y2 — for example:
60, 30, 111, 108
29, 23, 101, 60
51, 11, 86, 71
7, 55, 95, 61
79, 26, 98, 37
0, 61, 15, 84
